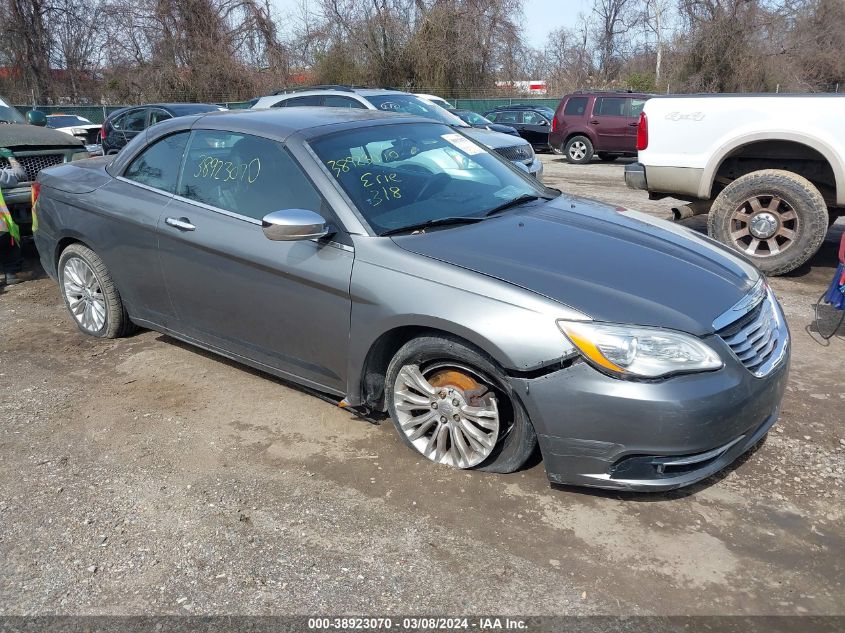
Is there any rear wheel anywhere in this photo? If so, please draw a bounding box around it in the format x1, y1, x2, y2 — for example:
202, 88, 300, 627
708, 169, 828, 275
564, 136, 594, 164
385, 335, 537, 473
58, 243, 135, 338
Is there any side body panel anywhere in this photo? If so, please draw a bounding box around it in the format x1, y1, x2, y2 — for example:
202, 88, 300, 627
639, 95, 845, 204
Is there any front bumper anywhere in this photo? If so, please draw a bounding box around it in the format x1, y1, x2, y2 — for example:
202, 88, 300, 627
624, 162, 647, 190
510, 335, 789, 491
519, 157, 544, 182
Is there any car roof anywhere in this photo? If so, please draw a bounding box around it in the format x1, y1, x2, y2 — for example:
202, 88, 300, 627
563, 91, 652, 98
107, 103, 222, 119
185, 106, 436, 138
488, 104, 553, 110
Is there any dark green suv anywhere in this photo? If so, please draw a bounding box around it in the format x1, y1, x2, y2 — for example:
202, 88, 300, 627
0, 97, 87, 237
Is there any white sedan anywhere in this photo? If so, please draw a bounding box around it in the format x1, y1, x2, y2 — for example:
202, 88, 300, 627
45, 114, 103, 154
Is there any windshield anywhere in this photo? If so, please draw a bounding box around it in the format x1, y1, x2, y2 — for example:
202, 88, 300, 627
47, 115, 93, 127
458, 111, 491, 126
310, 122, 548, 236
365, 94, 469, 128
0, 105, 26, 124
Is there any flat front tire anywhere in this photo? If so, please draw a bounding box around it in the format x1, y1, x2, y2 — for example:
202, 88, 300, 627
708, 169, 828, 275
385, 335, 537, 473
58, 243, 135, 338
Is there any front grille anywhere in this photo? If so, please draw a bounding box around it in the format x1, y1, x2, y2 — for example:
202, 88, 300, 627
0, 153, 65, 182
716, 290, 782, 377
494, 144, 534, 164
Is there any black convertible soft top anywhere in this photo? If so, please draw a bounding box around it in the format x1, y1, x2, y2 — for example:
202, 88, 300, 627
0, 123, 84, 150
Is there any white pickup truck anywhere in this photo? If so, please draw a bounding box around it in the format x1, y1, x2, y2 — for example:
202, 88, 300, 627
625, 94, 844, 274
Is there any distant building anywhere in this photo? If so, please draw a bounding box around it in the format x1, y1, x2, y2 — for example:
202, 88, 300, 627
495, 80, 547, 95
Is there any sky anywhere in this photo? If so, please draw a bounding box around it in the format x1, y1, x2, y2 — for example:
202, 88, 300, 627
269, 0, 592, 48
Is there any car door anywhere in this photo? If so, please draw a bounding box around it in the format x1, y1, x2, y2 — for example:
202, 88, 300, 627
492, 111, 525, 138
591, 97, 629, 151
520, 110, 551, 147
157, 128, 354, 392
92, 131, 189, 325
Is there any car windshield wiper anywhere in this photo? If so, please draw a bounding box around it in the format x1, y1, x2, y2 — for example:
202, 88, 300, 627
483, 194, 547, 217
380, 216, 485, 236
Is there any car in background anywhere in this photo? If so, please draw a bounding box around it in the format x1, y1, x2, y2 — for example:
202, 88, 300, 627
447, 109, 520, 137
101, 103, 225, 154
415, 93, 454, 109
483, 104, 556, 151
46, 114, 103, 156
550, 91, 651, 164
252, 86, 543, 180
34, 107, 789, 491
0, 97, 86, 238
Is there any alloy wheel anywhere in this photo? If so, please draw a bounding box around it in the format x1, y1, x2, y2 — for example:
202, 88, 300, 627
392, 363, 500, 468
568, 141, 587, 161
729, 194, 799, 257
62, 256, 107, 333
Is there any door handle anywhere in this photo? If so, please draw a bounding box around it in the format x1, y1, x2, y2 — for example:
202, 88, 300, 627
628, 122, 639, 127
590, 119, 600, 125
165, 217, 196, 231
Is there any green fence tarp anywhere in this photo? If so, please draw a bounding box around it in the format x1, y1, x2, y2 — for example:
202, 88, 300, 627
13, 97, 562, 123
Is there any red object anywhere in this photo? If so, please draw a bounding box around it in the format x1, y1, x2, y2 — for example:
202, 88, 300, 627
636, 112, 648, 151
551, 115, 557, 133
838, 231, 845, 265
100, 123, 107, 144
31, 181, 40, 205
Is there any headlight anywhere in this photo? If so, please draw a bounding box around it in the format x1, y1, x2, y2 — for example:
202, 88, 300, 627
558, 320, 722, 378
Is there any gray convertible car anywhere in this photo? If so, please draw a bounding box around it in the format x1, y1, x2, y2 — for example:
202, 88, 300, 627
33, 108, 790, 491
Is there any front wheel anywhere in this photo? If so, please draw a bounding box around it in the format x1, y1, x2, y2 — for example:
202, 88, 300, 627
708, 169, 828, 275
564, 136, 594, 164
385, 336, 537, 473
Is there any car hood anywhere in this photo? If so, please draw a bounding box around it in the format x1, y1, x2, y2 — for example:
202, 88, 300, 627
390, 195, 759, 335
462, 127, 527, 149
488, 123, 520, 136
0, 123, 85, 149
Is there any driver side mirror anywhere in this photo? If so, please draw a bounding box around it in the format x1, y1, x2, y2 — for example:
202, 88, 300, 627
261, 209, 331, 242
27, 110, 47, 126
539, 119, 549, 126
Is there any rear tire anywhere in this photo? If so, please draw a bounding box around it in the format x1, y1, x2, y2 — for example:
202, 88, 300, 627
708, 169, 828, 275
564, 136, 594, 164
385, 335, 537, 474
58, 243, 135, 338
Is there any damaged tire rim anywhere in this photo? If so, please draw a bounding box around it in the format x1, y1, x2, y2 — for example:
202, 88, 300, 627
730, 194, 799, 257
568, 141, 587, 161
393, 363, 500, 468
62, 256, 106, 332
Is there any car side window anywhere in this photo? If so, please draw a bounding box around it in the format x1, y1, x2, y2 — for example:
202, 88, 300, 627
494, 111, 521, 124
150, 109, 172, 125
522, 111, 548, 125
323, 95, 367, 108
594, 97, 627, 117
563, 97, 588, 116
123, 131, 190, 193
630, 98, 647, 117
282, 95, 323, 107
122, 109, 148, 132
177, 130, 324, 222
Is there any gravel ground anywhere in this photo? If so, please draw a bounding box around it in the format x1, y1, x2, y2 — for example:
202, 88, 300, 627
0, 154, 843, 616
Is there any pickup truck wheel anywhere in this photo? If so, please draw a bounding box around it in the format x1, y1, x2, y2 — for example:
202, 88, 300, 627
386, 335, 537, 473
564, 136, 594, 164
708, 169, 828, 275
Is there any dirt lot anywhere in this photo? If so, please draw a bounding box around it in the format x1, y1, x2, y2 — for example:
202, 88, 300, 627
1, 155, 843, 616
